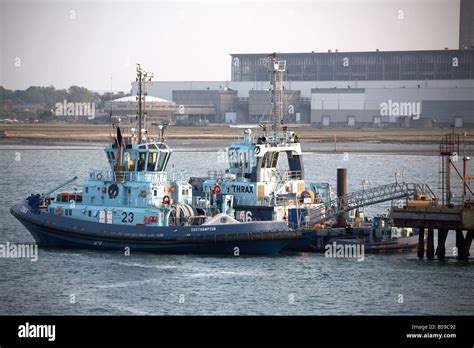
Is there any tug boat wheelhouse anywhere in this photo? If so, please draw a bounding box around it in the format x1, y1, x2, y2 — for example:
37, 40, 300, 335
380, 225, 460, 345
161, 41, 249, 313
195, 126, 332, 224
10, 65, 299, 255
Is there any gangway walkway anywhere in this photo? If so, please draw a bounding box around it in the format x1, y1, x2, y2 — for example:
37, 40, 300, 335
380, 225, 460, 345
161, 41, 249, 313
307, 182, 437, 225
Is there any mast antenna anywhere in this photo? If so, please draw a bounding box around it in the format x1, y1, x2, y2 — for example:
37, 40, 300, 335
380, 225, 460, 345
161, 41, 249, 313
136, 64, 154, 144
109, 75, 113, 140
260, 53, 286, 131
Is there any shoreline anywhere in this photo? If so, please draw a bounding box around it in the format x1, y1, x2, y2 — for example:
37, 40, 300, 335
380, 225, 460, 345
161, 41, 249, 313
1, 124, 472, 155
0, 137, 456, 155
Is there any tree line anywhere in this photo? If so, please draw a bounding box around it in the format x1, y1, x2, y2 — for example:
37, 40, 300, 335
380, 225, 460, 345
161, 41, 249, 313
1, 86, 129, 120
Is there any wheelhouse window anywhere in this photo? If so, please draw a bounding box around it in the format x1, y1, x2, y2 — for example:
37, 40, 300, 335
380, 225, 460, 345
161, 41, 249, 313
124, 152, 134, 171
228, 149, 242, 170
156, 153, 169, 172
147, 152, 158, 171
106, 151, 115, 160
137, 152, 147, 171
228, 149, 254, 173
262, 151, 279, 168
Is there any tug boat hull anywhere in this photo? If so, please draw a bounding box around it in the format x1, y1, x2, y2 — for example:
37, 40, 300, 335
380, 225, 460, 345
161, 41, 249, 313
11, 200, 298, 255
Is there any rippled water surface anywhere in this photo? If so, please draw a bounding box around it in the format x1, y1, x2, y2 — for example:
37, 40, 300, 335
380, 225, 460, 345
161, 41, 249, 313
0, 147, 472, 315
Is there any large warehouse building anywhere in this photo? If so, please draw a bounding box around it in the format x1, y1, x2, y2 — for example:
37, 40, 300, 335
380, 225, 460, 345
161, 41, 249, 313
133, 0, 474, 128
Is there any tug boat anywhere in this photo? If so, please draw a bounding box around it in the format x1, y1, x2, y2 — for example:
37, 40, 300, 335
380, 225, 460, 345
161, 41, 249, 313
190, 126, 332, 251
191, 54, 332, 250
10, 65, 299, 255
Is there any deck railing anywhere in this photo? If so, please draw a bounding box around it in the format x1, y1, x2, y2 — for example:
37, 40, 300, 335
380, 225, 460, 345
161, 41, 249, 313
305, 182, 438, 226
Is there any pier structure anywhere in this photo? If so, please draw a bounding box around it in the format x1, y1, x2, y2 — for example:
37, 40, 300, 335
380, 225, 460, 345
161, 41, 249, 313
391, 130, 473, 260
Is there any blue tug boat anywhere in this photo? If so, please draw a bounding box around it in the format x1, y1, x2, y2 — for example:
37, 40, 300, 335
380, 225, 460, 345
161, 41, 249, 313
190, 54, 333, 251
10, 65, 299, 255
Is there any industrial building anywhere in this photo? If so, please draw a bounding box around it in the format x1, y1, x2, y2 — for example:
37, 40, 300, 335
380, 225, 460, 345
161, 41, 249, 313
172, 89, 237, 123
105, 95, 176, 122
460, 0, 474, 50
231, 49, 474, 82
132, 0, 474, 128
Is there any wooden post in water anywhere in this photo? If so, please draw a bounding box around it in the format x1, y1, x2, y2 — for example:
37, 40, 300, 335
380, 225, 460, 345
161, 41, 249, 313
457, 230, 472, 261
418, 227, 425, 259
427, 228, 434, 259
466, 230, 473, 253
336, 168, 347, 227
435, 229, 448, 259
456, 230, 465, 260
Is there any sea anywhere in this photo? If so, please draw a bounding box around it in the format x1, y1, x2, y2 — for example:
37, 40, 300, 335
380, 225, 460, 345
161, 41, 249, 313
0, 143, 472, 315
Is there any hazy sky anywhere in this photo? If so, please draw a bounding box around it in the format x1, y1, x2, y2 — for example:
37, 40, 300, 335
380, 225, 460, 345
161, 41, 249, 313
0, 0, 460, 92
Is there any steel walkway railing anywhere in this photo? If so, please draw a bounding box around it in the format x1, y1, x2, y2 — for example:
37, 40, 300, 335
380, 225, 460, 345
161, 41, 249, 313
307, 182, 438, 225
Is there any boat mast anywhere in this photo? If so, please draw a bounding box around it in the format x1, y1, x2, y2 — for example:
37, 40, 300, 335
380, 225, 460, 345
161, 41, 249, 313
272, 53, 286, 132
136, 64, 154, 144
108, 75, 113, 141
271, 53, 286, 131
136, 64, 143, 144
261, 53, 287, 134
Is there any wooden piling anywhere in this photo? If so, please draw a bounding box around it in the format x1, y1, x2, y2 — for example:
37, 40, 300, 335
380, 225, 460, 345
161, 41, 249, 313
465, 230, 473, 255
418, 227, 425, 259
427, 228, 434, 259
336, 168, 347, 227
457, 230, 472, 261
435, 229, 448, 259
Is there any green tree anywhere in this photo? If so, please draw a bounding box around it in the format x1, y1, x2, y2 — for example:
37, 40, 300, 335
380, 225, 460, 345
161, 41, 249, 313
23, 86, 46, 104
39, 110, 53, 120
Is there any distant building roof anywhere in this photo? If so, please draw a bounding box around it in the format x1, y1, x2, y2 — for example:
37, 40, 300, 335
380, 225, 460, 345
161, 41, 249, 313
113, 96, 171, 103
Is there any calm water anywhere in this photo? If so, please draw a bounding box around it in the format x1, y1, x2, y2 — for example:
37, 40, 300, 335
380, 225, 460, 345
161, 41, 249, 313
0, 146, 472, 315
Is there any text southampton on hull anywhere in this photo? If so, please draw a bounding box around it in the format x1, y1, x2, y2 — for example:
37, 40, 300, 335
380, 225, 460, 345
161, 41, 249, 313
10, 65, 300, 255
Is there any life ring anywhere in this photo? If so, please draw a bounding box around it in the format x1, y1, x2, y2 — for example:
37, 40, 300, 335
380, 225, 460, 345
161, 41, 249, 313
140, 190, 147, 198
108, 184, 119, 198
162, 195, 170, 204
297, 190, 315, 204
96, 173, 103, 180
56, 207, 63, 215
213, 185, 222, 194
